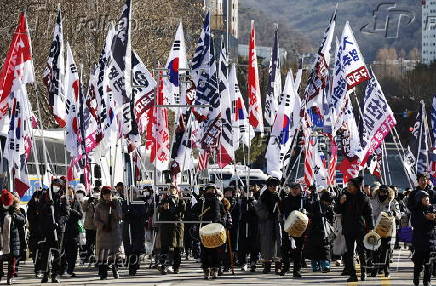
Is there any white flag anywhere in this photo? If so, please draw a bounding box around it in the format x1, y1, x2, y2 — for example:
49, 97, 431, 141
266, 71, 298, 179
163, 22, 187, 110
43, 7, 66, 128
64, 43, 80, 157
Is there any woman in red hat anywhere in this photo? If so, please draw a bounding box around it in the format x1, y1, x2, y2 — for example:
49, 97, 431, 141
0, 190, 26, 285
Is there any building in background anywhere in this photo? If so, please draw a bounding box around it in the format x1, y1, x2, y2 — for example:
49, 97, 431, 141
238, 44, 288, 66
205, 0, 239, 62
422, 0, 436, 64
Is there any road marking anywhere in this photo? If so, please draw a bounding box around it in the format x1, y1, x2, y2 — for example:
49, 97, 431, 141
380, 275, 392, 286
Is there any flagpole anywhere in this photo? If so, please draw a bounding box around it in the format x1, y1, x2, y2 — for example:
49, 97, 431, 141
392, 127, 414, 189
294, 149, 303, 182
383, 141, 393, 185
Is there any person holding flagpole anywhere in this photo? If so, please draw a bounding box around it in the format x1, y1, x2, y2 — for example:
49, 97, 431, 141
334, 176, 374, 282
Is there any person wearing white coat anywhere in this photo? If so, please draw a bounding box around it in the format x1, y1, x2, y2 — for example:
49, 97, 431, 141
369, 185, 401, 277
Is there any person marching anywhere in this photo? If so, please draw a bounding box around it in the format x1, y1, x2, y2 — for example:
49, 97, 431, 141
280, 182, 308, 278
238, 187, 259, 272
0, 190, 26, 285
94, 186, 123, 280
157, 186, 186, 275
256, 177, 282, 274
369, 185, 400, 277
334, 176, 374, 282
304, 190, 335, 273
193, 185, 223, 280
60, 187, 83, 277
411, 191, 436, 286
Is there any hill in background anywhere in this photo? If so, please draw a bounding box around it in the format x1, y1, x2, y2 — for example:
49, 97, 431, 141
239, 0, 421, 61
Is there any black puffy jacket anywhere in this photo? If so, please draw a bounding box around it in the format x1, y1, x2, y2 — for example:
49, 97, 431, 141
411, 204, 436, 253
0, 207, 26, 258
334, 190, 374, 235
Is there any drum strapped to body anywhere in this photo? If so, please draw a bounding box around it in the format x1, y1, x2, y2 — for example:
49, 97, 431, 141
199, 223, 227, 248
284, 210, 309, 238
375, 211, 395, 238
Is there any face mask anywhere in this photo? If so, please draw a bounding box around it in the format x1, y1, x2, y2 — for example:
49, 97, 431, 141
93, 193, 100, 198
3, 205, 10, 210
53, 186, 60, 193
144, 192, 150, 197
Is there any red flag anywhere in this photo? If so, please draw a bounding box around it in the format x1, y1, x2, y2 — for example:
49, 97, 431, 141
247, 20, 264, 133
0, 13, 33, 127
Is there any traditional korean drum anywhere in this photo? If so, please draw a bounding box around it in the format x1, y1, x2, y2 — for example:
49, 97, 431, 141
199, 223, 227, 248
375, 211, 395, 238
284, 210, 309, 237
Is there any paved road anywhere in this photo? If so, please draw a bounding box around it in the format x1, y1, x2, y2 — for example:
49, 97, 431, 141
8, 248, 415, 285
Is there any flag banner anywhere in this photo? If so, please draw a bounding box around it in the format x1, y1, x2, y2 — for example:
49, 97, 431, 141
313, 142, 328, 188
191, 12, 218, 122
163, 22, 187, 110
248, 20, 264, 133
170, 111, 194, 175
0, 13, 34, 131
404, 101, 431, 180
266, 71, 298, 179
294, 60, 303, 95
337, 95, 363, 183
4, 87, 32, 196
304, 138, 315, 187
430, 95, 436, 182
64, 43, 81, 158
369, 146, 382, 179
133, 150, 142, 181
302, 8, 336, 130
229, 64, 253, 149
43, 7, 66, 128
195, 38, 221, 151
359, 72, 396, 166
331, 23, 370, 132
151, 70, 170, 171
339, 22, 370, 89
0, 13, 34, 196
265, 25, 281, 126
92, 26, 120, 159
197, 149, 210, 171
128, 51, 156, 152
327, 140, 337, 186
217, 41, 234, 168
107, 0, 132, 136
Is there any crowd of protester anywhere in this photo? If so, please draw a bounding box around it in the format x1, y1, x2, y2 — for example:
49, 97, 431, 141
0, 173, 433, 285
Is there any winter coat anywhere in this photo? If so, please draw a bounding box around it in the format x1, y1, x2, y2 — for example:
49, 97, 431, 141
158, 195, 186, 250
407, 186, 432, 213
122, 198, 148, 254
370, 188, 401, 238
238, 197, 259, 252
27, 197, 43, 252
94, 199, 123, 260
33, 191, 69, 246
411, 204, 436, 253
227, 197, 240, 251
193, 193, 222, 224
334, 190, 374, 236
0, 205, 26, 258
280, 193, 309, 221
257, 190, 282, 260
64, 199, 84, 241
82, 197, 98, 230
303, 193, 333, 261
